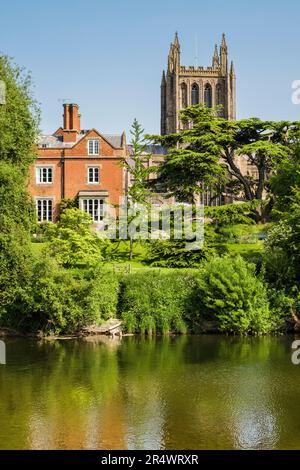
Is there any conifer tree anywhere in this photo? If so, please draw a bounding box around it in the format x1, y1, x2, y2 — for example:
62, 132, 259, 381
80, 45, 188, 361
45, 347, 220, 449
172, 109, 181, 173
150, 105, 296, 208
123, 119, 154, 260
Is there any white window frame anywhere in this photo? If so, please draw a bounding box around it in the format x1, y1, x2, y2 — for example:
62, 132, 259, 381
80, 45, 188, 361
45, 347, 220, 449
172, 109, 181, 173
81, 198, 104, 222
88, 139, 100, 156
88, 166, 100, 184
36, 198, 53, 222
36, 166, 53, 184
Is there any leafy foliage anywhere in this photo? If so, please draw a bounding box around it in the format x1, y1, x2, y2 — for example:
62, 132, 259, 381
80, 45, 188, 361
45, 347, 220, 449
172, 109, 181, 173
270, 146, 300, 215
150, 105, 295, 204
4, 260, 119, 334
205, 201, 259, 226
122, 119, 155, 259
264, 190, 300, 290
119, 271, 198, 334
194, 256, 273, 334
149, 106, 226, 202
59, 197, 79, 213
0, 56, 39, 315
124, 119, 154, 204
0, 56, 39, 169
147, 239, 213, 268
46, 208, 111, 268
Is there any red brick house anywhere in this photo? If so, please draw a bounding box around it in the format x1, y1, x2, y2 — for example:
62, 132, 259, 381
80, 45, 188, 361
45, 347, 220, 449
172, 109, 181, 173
29, 103, 127, 223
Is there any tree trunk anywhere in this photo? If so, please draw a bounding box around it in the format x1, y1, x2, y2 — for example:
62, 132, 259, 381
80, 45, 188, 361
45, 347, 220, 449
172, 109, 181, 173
292, 310, 300, 331
129, 237, 133, 261
255, 159, 266, 201
224, 149, 254, 201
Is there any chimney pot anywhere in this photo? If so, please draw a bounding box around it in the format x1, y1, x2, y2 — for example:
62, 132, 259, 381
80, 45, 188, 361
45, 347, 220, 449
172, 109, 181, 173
63, 103, 81, 132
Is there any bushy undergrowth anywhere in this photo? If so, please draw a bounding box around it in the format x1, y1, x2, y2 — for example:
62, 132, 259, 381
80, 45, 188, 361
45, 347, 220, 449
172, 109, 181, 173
118, 256, 282, 335
119, 270, 199, 334
2, 259, 119, 334
147, 240, 211, 268
193, 256, 274, 334
0, 254, 285, 336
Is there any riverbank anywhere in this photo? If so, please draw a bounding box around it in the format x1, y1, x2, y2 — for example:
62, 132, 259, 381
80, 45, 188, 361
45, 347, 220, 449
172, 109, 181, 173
0, 254, 293, 337
0, 319, 296, 339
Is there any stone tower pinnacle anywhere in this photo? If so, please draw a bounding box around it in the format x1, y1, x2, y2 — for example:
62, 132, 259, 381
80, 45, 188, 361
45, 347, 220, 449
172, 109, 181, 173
220, 33, 228, 75
167, 32, 181, 73
230, 60, 235, 77
212, 44, 220, 68
174, 31, 180, 50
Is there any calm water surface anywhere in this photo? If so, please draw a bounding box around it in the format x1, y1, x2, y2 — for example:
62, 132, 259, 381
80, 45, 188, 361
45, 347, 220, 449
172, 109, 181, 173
0, 335, 300, 450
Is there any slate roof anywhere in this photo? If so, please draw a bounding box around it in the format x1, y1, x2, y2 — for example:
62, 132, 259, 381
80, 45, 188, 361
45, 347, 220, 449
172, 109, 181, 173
127, 144, 167, 155
38, 131, 124, 149
103, 134, 123, 148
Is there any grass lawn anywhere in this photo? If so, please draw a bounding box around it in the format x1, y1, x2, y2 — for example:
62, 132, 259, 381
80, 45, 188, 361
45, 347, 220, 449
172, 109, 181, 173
226, 242, 264, 253
30, 223, 266, 271
30, 240, 150, 270
225, 242, 264, 264
108, 240, 148, 267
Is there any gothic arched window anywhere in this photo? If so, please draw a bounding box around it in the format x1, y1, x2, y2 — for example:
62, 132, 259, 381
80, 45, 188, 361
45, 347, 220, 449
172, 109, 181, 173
216, 84, 222, 105
204, 83, 212, 108
181, 83, 188, 109
191, 83, 199, 105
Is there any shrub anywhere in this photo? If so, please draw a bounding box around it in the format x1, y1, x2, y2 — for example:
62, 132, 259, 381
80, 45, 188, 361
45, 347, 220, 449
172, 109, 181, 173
147, 239, 213, 268
76, 267, 119, 322
4, 259, 119, 334
0, 163, 35, 314
47, 208, 111, 268
119, 270, 199, 334
205, 202, 258, 226
193, 255, 273, 334
267, 288, 294, 331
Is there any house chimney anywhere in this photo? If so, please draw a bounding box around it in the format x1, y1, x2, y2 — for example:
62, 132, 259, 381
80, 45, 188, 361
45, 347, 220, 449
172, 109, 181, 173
62, 103, 81, 142
63, 103, 81, 132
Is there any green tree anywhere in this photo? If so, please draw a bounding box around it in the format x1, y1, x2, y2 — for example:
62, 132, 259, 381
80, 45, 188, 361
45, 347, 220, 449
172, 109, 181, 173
150, 105, 293, 207
123, 119, 154, 260
0, 56, 39, 169
265, 189, 300, 286
194, 255, 273, 334
8, 258, 119, 334
270, 145, 300, 215
47, 208, 111, 269
205, 201, 259, 227
0, 56, 39, 317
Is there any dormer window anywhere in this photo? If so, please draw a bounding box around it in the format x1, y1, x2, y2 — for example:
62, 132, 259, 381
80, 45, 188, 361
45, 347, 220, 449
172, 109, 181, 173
88, 139, 100, 155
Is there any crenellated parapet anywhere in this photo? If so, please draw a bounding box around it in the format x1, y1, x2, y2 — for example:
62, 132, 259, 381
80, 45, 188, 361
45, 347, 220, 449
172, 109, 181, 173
180, 66, 221, 76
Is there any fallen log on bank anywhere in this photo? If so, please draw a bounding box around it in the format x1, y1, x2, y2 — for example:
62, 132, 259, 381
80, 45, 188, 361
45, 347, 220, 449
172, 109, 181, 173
81, 319, 123, 337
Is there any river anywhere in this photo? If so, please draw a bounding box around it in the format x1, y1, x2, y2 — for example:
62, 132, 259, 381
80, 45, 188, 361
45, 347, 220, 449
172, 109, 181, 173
0, 335, 299, 450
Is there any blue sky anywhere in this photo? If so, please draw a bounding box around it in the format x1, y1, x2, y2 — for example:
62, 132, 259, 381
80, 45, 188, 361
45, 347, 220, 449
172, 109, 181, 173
1, 0, 300, 137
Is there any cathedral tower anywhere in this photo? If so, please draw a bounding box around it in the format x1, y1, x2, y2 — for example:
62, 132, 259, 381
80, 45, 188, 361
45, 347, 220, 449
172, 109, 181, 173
161, 33, 236, 135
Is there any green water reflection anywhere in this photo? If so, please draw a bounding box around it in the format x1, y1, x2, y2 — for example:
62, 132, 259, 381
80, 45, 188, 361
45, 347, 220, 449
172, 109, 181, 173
0, 335, 300, 450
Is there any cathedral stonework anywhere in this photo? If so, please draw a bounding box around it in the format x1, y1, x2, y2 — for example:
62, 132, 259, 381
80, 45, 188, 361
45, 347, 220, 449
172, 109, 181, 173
161, 33, 236, 135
